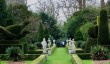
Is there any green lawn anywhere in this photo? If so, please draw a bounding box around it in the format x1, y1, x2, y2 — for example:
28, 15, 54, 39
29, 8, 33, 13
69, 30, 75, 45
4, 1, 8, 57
0, 61, 32, 64
0, 61, 7, 64
82, 60, 93, 64
44, 47, 72, 64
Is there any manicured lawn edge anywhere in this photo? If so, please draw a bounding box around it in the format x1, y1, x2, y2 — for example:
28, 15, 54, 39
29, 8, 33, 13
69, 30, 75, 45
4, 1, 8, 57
71, 54, 83, 64
32, 54, 47, 64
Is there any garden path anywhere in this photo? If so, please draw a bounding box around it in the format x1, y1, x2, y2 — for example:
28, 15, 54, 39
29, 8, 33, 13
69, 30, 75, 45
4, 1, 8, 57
44, 47, 72, 64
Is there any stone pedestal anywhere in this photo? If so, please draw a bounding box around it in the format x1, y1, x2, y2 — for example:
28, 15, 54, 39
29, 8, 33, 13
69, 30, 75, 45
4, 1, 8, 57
43, 49, 47, 54
48, 48, 51, 55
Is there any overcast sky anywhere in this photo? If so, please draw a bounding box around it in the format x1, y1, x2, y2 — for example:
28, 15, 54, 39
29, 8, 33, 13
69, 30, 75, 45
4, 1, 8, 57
26, 0, 108, 23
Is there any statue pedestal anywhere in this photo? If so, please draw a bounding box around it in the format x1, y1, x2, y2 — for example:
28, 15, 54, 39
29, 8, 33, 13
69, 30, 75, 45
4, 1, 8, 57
47, 48, 51, 55
43, 49, 47, 54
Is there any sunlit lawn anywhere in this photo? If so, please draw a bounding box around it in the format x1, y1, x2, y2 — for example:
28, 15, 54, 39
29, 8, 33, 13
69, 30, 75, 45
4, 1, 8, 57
0, 61, 32, 64
82, 60, 93, 64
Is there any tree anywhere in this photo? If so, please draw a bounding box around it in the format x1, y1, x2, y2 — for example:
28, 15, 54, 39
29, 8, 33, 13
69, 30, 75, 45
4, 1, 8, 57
0, 0, 7, 26
101, 0, 105, 8
37, 23, 44, 42
7, 4, 32, 24
98, 9, 109, 45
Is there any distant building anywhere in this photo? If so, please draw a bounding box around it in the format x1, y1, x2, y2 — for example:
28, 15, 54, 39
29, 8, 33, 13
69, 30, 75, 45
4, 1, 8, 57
6, 0, 27, 5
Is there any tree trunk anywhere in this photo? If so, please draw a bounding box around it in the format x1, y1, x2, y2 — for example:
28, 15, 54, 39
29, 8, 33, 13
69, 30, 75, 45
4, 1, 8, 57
83, 0, 86, 8
101, 0, 105, 8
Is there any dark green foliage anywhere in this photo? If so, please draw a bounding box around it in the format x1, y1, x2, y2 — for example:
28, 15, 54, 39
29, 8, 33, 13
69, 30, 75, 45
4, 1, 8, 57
84, 38, 97, 53
0, 0, 7, 26
39, 12, 60, 40
44, 28, 49, 41
6, 46, 23, 61
23, 54, 40, 60
74, 29, 84, 41
66, 8, 99, 38
98, 9, 109, 45
28, 44, 36, 50
91, 45, 109, 60
7, 4, 32, 24
0, 21, 30, 40
78, 53, 91, 59
0, 44, 23, 54
27, 50, 42, 54
88, 25, 98, 38
37, 23, 44, 42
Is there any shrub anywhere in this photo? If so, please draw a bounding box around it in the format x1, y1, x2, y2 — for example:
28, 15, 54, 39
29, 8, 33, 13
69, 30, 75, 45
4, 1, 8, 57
6, 46, 23, 61
88, 25, 98, 38
91, 45, 109, 60
78, 53, 91, 59
23, 54, 40, 60
98, 9, 109, 45
74, 29, 84, 41
84, 38, 97, 53
28, 44, 36, 50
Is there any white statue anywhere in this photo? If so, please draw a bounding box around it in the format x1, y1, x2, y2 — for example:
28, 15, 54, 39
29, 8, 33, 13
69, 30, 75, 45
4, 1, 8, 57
41, 38, 47, 53
48, 38, 51, 48
53, 40, 56, 45
66, 39, 69, 45
71, 39, 76, 53
68, 38, 72, 49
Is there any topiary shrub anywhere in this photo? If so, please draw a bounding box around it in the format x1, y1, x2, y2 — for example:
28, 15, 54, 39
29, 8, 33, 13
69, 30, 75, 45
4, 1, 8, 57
0, 21, 30, 40
6, 46, 23, 61
91, 45, 109, 60
88, 25, 98, 38
98, 9, 109, 45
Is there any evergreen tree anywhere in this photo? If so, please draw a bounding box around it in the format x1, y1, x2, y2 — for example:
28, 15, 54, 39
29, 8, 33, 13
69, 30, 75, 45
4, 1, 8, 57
0, 0, 7, 26
37, 23, 44, 42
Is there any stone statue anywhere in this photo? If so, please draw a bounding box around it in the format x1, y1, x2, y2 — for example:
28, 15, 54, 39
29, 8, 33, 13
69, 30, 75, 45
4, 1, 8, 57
68, 38, 72, 49
66, 39, 69, 45
41, 38, 47, 54
48, 38, 51, 48
53, 40, 56, 45
71, 39, 76, 54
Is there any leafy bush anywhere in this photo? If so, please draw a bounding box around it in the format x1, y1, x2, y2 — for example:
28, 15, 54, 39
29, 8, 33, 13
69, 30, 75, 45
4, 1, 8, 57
28, 44, 36, 50
91, 45, 109, 60
6, 46, 23, 61
88, 25, 98, 38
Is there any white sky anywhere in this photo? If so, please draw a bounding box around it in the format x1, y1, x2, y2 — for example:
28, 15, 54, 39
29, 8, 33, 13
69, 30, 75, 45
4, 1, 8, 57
27, 0, 107, 23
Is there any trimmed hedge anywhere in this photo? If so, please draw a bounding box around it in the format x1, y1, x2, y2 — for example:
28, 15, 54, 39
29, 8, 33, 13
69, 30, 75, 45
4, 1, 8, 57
32, 54, 47, 64
23, 54, 40, 60
77, 53, 91, 60
27, 50, 43, 54
0, 54, 40, 60
76, 48, 84, 53
98, 9, 109, 45
0, 44, 23, 54
71, 54, 83, 64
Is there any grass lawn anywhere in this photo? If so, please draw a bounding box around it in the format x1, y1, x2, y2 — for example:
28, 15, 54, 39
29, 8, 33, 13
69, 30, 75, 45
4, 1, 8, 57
0, 61, 32, 64
82, 60, 93, 64
44, 47, 72, 64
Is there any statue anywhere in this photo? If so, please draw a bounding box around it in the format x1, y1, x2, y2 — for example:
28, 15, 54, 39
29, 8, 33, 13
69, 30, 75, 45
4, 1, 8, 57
68, 38, 72, 49
53, 40, 56, 45
41, 38, 47, 54
71, 39, 76, 53
48, 38, 51, 48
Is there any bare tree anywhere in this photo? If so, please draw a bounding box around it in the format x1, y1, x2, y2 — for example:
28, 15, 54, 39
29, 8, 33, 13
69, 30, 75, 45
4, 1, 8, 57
101, 0, 105, 8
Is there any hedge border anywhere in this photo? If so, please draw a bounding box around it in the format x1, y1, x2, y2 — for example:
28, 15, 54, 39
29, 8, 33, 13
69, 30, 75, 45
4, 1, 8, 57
32, 54, 47, 64
71, 54, 83, 64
